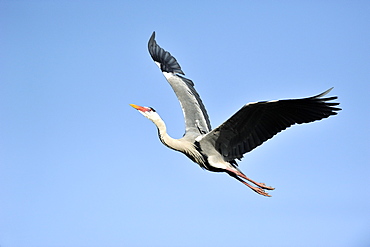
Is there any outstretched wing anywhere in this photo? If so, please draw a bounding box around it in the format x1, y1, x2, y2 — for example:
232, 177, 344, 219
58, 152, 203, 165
200, 88, 341, 161
148, 32, 211, 137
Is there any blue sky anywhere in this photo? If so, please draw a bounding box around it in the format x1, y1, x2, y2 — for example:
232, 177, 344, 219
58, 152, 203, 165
1, 1, 369, 246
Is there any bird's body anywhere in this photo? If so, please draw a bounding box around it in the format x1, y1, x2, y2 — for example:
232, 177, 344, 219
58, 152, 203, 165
130, 32, 341, 196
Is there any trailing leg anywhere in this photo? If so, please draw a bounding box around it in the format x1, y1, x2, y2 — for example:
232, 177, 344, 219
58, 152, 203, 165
224, 166, 274, 196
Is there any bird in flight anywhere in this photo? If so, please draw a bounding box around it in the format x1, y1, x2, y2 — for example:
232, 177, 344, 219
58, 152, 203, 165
130, 32, 341, 196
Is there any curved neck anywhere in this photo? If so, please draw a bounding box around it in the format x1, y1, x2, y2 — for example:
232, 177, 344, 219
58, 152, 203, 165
150, 115, 205, 165
151, 117, 181, 151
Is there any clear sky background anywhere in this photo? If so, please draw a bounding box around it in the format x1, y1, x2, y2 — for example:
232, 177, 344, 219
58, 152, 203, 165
1, 1, 369, 247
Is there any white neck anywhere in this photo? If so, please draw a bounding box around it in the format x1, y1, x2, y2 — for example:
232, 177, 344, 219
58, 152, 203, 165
151, 117, 184, 151
150, 115, 205, 165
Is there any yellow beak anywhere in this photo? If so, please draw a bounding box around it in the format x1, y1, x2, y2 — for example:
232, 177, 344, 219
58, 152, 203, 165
129, 104, 140, 110
130, 104, 150, 112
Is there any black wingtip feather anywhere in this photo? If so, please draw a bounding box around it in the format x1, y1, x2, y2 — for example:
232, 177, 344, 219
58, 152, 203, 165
148, 32, 185, 75
211, 88, 341, 161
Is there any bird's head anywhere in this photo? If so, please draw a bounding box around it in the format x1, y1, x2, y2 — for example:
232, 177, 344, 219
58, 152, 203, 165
130, 104, 160, 122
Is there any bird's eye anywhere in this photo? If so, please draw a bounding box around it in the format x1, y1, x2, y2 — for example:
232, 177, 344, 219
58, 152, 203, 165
149, 107, 156, 112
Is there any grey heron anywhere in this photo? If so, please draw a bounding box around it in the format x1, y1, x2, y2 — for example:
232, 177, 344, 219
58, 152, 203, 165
130, 32, 341, 197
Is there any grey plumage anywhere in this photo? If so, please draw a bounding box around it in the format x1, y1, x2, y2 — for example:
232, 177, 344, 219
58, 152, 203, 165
131, 32, 341, 197
148, 32, 211, 136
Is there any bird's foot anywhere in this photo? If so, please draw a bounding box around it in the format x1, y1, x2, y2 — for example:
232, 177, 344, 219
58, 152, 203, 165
255, 182, 275, 190
227, 168, 274, 196
251, 186, 271, 197
232, 170, 275, 191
